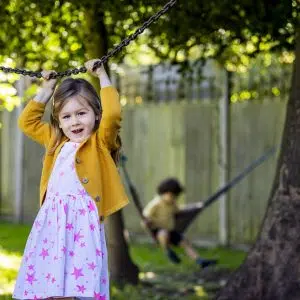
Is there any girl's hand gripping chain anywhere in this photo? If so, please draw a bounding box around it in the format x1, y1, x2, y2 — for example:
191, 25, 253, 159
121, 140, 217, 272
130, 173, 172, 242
84, 59, 112, 88
33, 70, 58, 104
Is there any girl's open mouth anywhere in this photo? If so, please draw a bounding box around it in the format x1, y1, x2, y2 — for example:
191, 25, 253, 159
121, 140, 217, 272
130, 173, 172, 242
72, 129, 84, 134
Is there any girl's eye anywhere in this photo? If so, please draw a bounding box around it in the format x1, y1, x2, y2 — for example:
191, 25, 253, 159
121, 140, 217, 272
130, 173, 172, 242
63, 115, 70, 119
78, 112, 86, 116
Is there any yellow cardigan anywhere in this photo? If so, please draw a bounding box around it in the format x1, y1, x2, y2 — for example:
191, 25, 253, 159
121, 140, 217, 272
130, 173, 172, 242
18, 86, 129, 218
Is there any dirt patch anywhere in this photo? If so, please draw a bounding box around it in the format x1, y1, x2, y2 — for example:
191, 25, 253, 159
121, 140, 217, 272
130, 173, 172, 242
140, 267, 232, 299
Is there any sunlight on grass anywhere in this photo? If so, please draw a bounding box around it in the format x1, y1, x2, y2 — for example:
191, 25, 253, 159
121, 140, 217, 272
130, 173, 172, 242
139, 271, 156, 280
194, 285, 208, 297
0, 248, 21, 295
0, 222, 29, 297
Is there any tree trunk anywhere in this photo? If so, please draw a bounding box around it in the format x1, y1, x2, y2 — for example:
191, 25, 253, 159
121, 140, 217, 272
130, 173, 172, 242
83, 6, 140, 285
216, 28, 300, 300
83, 4, 108, 88
106, 211, 139, 285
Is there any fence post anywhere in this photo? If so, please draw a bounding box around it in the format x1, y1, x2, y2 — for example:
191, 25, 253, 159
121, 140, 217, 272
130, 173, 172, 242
146, 65, 154, 102
14, 77, 26, 223
218, 69, 232, 245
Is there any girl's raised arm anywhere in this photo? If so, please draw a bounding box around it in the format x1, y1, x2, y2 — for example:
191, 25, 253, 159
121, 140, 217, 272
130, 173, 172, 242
85, 60, 122, 151
18, 71, 57, 146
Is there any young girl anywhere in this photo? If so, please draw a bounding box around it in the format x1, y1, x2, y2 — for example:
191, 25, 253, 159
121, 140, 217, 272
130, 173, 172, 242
13, 59, 129, 300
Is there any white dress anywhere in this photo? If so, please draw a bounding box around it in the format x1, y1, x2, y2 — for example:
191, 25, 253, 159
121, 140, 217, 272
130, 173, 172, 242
13, 142, 109, 300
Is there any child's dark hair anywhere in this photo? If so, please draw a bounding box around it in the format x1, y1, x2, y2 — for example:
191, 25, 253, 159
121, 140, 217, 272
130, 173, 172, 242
157, 178, 184, 196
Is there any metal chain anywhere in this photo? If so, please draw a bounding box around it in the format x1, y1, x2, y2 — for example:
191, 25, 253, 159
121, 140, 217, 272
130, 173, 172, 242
0, 0, 176, 79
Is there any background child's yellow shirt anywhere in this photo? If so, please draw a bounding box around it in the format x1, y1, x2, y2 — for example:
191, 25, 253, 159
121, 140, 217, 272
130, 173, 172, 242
143, 195, 179, 230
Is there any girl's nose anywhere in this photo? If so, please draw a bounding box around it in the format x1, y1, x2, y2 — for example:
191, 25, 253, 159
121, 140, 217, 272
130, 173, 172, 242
71, 115, 80, 126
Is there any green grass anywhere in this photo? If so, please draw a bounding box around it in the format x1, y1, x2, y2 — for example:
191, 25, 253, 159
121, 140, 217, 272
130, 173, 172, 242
0, 222, 31, 298
131, 243, 246, 271
0, 222, 247, 299
0, 222, 31, 253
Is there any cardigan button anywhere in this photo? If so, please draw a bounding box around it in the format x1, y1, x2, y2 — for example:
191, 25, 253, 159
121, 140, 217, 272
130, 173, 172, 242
95, 196, 100, 202
81, 177, 89, 184
76, 157, 81, 164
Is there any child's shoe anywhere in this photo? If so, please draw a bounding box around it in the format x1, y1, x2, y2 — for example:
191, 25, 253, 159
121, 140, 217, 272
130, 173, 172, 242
196, 257, 217, 268
166, 248, 181, 264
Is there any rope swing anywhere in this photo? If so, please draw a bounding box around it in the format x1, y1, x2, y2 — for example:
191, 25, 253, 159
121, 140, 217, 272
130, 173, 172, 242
0, 0, 176, 79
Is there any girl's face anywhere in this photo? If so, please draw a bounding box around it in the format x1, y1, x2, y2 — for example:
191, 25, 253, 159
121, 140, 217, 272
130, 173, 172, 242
58, 96, 97, 143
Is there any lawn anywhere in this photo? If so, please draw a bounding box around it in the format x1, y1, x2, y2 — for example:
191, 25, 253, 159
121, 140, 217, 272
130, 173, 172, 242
0, 222, 246, 299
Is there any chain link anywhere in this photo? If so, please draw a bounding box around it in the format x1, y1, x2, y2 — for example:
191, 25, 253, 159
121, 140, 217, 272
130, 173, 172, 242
0, 0, 176, 79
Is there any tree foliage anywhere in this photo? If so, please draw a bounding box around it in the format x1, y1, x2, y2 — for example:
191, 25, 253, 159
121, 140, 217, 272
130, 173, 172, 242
0, 0, 167, 70
0, 0, 297, 69
0, 0, 298, 109
0, 0, 168, 109
145, 0, 298, 61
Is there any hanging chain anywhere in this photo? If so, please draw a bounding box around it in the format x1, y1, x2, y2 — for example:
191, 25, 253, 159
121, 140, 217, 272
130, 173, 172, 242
0, 0, 176, 79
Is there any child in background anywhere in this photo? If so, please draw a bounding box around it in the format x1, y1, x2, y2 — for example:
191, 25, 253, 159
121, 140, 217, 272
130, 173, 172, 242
13, 59, 128, 300
143, 178, 217, 268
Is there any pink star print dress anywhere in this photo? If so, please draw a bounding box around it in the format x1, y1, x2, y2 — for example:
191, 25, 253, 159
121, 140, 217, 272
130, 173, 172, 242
13, 142, 109, 300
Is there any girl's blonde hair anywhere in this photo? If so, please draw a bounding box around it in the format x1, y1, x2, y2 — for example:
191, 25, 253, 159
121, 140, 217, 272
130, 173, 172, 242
49, 78, 121, 164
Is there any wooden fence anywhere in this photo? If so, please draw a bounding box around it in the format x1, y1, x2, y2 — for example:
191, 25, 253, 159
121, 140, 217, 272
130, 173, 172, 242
0, 98, 286, 246
111, 59, 292, 104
